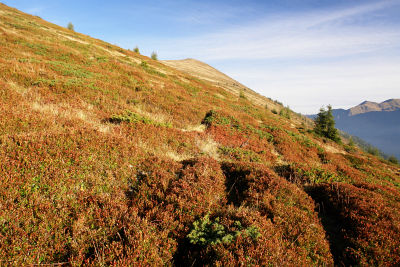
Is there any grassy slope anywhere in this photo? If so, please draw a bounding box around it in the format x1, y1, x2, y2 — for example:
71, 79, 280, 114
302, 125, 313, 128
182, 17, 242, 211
0, 3, 400, 266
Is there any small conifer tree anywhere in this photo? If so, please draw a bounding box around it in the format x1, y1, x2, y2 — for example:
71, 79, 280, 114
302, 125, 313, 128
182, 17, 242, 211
151, 51, 158, 60
388, 155, 399, 165
133, 46, 140, 53
67, 22, 74, 31
314, 105, 341, 143
348, 137, 355, 147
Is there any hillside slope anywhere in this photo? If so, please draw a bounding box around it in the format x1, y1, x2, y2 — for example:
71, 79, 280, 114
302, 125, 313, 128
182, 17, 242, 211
162, 58, 282, 110
1, 4, 400, 266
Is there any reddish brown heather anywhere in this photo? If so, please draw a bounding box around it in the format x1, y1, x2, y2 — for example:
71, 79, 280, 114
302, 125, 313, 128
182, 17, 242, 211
309, 182, 400, 266
0, 3, 400, 266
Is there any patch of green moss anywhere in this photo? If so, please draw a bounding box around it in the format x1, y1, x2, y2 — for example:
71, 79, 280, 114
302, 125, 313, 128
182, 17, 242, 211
109, 110, 172, 128
48, 61, 94, 78
202, 110, 240, 128
219, 146, 261, 162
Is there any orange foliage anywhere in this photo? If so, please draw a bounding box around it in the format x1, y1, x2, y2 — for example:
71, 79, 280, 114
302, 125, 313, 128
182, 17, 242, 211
0, 3, 399, 265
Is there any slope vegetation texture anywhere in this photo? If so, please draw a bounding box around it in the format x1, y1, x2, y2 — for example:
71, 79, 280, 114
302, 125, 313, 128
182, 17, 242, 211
161, 58, 284, 111
1, 4, 400, 266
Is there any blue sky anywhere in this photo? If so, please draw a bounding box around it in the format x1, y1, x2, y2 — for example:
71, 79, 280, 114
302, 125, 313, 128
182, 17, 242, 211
3, 0, 400, 113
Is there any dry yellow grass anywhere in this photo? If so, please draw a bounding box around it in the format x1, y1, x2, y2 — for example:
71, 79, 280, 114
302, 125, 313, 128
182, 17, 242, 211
196, 136, 220, 160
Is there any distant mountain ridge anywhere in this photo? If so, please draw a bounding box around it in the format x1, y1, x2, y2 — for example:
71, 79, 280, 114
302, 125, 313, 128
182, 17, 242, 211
348, 99, 400, 116
310, 99, 400, 159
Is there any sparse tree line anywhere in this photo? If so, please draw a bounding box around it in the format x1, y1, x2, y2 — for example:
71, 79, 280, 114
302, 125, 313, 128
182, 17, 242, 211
65, 23, 158, 60
131, 46, 158, 60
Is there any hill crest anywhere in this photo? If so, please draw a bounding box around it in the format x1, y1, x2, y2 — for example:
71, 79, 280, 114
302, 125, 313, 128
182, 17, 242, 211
161, 58, 283, 111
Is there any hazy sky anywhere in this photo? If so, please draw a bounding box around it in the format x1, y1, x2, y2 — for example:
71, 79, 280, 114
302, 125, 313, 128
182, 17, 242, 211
4, 0, 400, 114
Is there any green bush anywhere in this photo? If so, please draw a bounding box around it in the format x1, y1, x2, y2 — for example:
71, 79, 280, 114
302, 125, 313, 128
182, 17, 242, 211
348, 137, 355, 147
367, 147, 380, 157
109, 110, 171, 128
67, 22, 74, 31
187, 214, 260, 247
279, 106, 291, 119
201, 110, 239, 128
344, 145, 356, 153
140, 61, 148, 68
133, 46, 140, 53
239, 90, 246, 99
388, 156, 399, 165
187, 215, 232, 246
244, 226, 261, 240
246, 125, 274, 142
219, 146, 261, 163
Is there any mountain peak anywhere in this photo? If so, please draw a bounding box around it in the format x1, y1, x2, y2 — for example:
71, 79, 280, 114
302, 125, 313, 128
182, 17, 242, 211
359, 100, 374, 105
349, 98, 400, 116
382, 98, 396, 103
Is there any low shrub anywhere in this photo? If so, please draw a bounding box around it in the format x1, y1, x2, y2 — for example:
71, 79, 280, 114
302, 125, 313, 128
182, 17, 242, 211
219, 146, 261, 163
279, 106, 291, 119
388, 156, 399, 165
108, 110, 172, 127
187, 214, 260, 246
239, 90, 246, 99
202, 110, 239, 128
67, 22, 74, 31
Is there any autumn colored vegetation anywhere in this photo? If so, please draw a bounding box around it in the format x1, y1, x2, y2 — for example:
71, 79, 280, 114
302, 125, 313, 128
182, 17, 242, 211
0, 3, 400, 266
